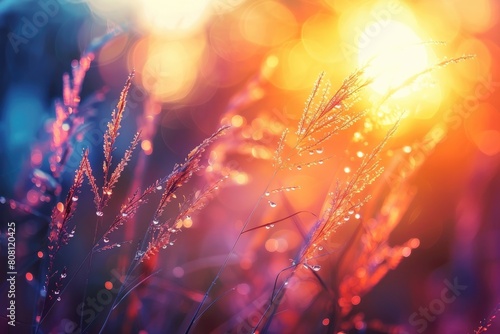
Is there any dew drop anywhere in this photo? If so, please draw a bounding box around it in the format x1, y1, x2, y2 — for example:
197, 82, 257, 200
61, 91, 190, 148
316, 148, 324, 154
103, 237, 110, 243
134, 251, 144, 260
162, 245, 168, 249
57, 296, 61, 302
60, 273, 67, 278
71, 196, 78, 202
318, 160, 324, 165
96, 211, 103, 217
264, 191, 270, 197
318, 246, 324, 251
169, 242, 174, 246
54, 290, 60, 295
312, 265, 321, 272
296, 165, 302, 171
153, 220, 159, 225
268, 201, 277, 208
348, 209, 354, 215
122, 212, 128, 217
156, 185, 163, 190
355, 213, 361, 219
309, 150, 315, 155
343, 216, 350, 221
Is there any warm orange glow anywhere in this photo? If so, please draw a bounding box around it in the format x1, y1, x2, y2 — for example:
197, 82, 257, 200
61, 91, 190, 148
403, 145, 412, 153
233, 172, 249, 185
141, 139, 153, 155
139, 39, 203, 102
410, 238, 421, 248
358, 21, 429, 98
473, 130, 500, 156
11, 1, 500, 332
240, 1, 297, 47
231, 115, 244, 127
183, 216, 193, 228
265, 238, 279, 252
402, 246, 412, 257
56, 202, 64, 213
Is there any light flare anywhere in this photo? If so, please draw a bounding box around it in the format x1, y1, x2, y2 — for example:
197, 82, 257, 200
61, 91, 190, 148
357, 21, 429, 98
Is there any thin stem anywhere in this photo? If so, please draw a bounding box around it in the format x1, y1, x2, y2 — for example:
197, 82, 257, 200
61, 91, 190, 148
184, 169, 279, 333
98, 224, 154, 333
79, 215, 102, 329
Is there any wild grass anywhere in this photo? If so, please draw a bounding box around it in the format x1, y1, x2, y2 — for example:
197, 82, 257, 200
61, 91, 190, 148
23, 45, 229, 332
1, 31, 496, 334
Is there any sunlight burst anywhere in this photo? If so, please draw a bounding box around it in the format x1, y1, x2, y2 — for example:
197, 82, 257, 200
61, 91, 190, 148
358, 21, 429, 98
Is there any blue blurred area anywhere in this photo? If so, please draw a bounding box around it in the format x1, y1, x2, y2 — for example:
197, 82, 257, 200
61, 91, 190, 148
0, 0, 98, 196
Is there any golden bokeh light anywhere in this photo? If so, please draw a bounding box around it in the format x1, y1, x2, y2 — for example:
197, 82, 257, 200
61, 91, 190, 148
268, 40, 324, 90
137, 38, 205, 102
454, 0, 495, 33
302, 13, 343, 63
240, 1, 298, 47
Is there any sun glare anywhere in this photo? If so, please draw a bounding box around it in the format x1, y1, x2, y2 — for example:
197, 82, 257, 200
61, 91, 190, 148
358, 21, 429, 98
140, 0, 213, 32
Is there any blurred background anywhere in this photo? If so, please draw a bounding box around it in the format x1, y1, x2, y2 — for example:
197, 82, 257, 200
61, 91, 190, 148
1, 0, 499, 333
